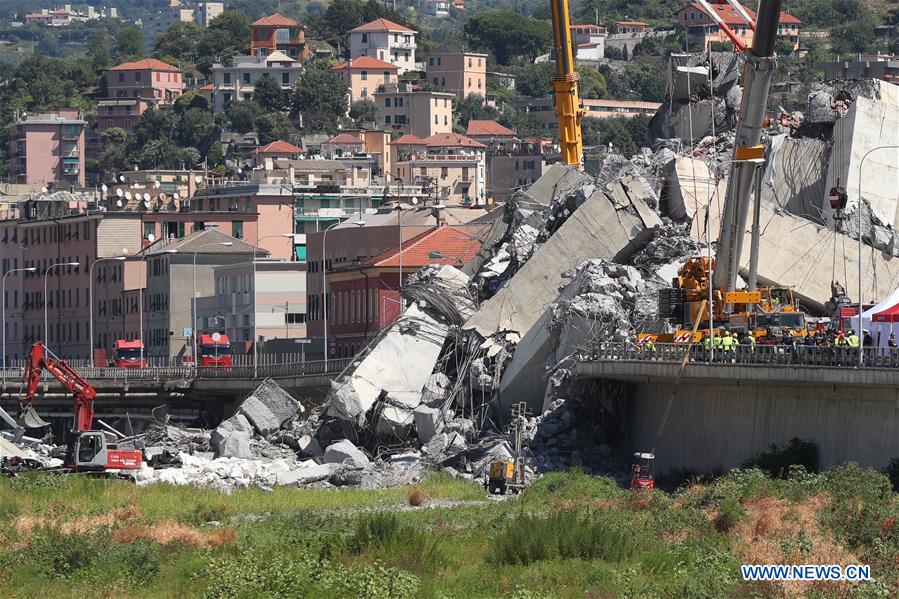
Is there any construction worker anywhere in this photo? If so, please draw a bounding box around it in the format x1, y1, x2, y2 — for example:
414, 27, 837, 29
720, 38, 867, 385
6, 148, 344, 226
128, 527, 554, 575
890, 332, 898, 367
847, 330, 860, 348
712, 330, 723, 361
702, 331, 712, 361
645, 337, 656, 360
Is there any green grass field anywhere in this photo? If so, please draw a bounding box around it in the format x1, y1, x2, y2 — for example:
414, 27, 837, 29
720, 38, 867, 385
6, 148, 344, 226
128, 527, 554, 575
1, 466, 897, 598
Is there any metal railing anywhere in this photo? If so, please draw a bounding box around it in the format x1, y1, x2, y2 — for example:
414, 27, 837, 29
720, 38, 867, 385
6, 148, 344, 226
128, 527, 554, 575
0, 357, 353, 384
583, 342, 899, 369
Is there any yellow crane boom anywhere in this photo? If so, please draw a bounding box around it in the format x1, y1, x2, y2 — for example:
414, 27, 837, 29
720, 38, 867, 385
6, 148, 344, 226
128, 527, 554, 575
550, 0, 583, 166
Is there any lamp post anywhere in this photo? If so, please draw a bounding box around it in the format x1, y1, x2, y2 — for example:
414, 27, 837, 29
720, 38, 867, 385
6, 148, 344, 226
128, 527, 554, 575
857, 145, 899, 367
87, 257, 124, 362
322, 219, 365, 369
45, 261, 80, 352
139, 249, 177, 366
252, 233, 293, 378
2, 266, 35, 385
193, 241, 233, 370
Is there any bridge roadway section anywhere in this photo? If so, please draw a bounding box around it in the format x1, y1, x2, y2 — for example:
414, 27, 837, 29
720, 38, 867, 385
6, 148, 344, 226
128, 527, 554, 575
0, 359, 352, 431
574, 343, 899, 474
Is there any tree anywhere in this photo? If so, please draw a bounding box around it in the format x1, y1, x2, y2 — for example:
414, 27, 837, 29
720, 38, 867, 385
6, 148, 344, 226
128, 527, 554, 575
155, 21, 204, 64
177, 108, 216, 147
349, 99, 380, 125
515, 62, 555, 97
464, 11, 553, 64
256, 113, 297, 144
195, 12, 252, 74
576, 66, 607, 99
174, 91, 210, 113
454, 94, 498, 127
225, 101, 259, 133
116, 27, 144, 58
290, 62, 349, 132
254, 74, 289, 112
207, 140, 225, 167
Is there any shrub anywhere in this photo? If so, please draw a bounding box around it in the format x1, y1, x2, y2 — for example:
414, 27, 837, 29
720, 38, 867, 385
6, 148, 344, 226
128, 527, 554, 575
821, 463, 896, 550
741, 438, 818, 478
713, 498, 745, 533
487, 511, 644, 565
406, 487, 427, 507
349, 513, 443, 573
519, 469, 624, 506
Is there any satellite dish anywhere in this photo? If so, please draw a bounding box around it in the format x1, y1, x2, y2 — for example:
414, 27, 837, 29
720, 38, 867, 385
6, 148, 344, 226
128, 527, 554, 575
101, 184, 108, 193
124, 191, 132, 200
195, 175, 203, 184
122, 248, 129, 255
116, 199, 123, 207
142, 193, 151, 202
172, 193, 180, 200
154, 181, 161, 189
212, 332, 222, 342
118, 175, 125, 182
115, 188, 123, 198
159, 193, 168, 202
142, 199, 151, 210
41, 187, 48, 193
411, 197, 419, 205
147, 232, 156, 243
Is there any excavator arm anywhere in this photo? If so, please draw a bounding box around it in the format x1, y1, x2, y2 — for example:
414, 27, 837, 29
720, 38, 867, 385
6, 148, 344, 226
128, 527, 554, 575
19, 342, 97, 432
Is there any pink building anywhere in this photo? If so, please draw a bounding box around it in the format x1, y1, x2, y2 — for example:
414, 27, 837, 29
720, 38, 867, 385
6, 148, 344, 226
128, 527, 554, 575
97, 59, 184, 132
8, 109, 86, 189
332, 56, 398, 103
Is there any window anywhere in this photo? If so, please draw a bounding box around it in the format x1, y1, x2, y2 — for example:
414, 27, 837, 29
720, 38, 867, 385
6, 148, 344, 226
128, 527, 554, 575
384, 71, 391, 82
361, 88, 368, 98
441, 167, 448, 178
287, 313, 306, 324
232, 221, 244, 239
468, 57, 472, 67
397, 97, 404, 107
243, 73, 251, 84
433, 77, 439, 85
429, 58, 434, 66
143, 222, 154, 240
385, 115, 391, 124
282, 72, 290, 84
361, 70, 368, 80
223, 93, 232, 104
223, 73, 231, 84
441, 77, 446, 86
361, 33, 368, 43
434, 114, 438, 125
384, 98, 391, 107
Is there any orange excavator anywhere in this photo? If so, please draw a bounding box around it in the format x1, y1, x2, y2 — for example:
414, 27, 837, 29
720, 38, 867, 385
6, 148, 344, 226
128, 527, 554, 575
16, 342, 142, 472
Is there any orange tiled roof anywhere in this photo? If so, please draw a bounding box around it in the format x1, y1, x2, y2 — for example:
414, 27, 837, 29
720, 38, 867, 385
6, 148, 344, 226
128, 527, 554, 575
254, 140, 302, 154
331, 56, 399, 71
424, 132, 486, 148
392, 134, 426, 145
362, 226, 484, 268
350, 18, 415, 33
252, 13, 299, 27
677, 2, 800, 25
466, 120, 516, 137
326, 133, 364, 144
109, 58, 180, 72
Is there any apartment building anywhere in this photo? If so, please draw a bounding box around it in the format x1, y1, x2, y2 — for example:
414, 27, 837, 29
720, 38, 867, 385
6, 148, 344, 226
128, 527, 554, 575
392, 132, 487, 206
332, 56, 398, 103
211, 52, 303, 111
196, 261, 307, 350
8, 109, 86, 189
425, 46, 488, 101
142, 229, 265, 358
97, 59, 183, 132
466, 120, 548, 203
250, 13, 310, 60
374, 82, 454, 138
570, 24, 606, 60
675, 0, 801, 51
349, 18, 417, 74
142, 2, 223, 51
322, 225, 484, 357
320, 130, 392, 175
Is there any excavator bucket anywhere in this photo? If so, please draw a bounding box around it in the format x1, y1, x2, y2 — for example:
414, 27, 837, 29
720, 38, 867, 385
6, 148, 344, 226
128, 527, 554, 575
17, 405, 50, 429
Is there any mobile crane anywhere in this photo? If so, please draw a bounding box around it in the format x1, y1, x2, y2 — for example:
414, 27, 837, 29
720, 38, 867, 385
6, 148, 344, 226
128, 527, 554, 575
15, 342, 142, 472
550, 0, 583, 166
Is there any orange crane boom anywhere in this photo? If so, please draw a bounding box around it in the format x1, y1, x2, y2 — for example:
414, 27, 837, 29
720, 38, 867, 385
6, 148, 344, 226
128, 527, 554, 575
550, 0, 583, 166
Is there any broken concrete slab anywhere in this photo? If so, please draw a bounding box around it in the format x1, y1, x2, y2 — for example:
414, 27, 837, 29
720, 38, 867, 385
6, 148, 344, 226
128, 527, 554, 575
297, 434, 322, 458
327, 303, 448, 425
421, 372, 451, 407
465, 170, 660, 337
238, 378, 302, 437
211, 414, 254, 459
324, 439, 370, 469
760, 135, 830, 223
413, 405, 442, 443
275, 462, 334, 486
374, 404, 415, 440
513, 162, 592, 210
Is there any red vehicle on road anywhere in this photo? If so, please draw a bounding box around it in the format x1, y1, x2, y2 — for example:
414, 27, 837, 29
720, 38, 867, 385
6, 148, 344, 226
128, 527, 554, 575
198, 333, 232, 367
112, 339, 147, 368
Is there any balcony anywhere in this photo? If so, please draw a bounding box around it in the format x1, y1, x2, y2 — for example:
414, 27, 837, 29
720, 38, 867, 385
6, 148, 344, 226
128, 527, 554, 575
62, 167, 80, 176
392, 42, 416, 50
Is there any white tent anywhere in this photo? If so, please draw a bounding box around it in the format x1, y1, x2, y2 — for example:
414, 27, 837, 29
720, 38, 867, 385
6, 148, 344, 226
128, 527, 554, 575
848, 284, 899, 346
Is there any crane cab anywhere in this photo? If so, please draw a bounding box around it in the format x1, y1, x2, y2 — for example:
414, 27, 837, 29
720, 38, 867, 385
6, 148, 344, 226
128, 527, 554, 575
630, 452, 655, 490
66, 431, 142, 471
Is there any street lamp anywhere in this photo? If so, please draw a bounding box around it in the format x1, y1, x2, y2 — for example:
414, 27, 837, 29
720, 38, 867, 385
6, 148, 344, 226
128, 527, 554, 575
44, 261, 80, 352
252, 233, 293, 378
87, 257, 124, 362
2, 266, 35, 385
193, 241, 233, 369
139, 249, 177, 365
856, 145, 899, 367
322, 219, 365, 369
